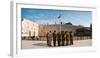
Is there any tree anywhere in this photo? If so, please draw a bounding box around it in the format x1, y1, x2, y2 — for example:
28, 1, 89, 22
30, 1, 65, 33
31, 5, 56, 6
75, 27, 91, 36
65, 22, 72, 25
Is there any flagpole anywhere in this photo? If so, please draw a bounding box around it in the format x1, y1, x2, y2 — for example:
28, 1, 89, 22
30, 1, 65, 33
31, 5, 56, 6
58, 14, 61, 34
60, 20, 61, 34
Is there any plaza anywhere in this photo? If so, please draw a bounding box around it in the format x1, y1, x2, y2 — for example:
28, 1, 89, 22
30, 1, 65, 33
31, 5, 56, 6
22, 39, 92, 49
21, 8, 92, 49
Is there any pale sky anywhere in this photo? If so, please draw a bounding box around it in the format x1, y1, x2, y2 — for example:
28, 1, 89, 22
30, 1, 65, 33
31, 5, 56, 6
21, 8, 92, 27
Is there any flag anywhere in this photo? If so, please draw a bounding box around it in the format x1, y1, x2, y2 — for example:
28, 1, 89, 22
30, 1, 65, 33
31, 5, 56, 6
58, 14, 61, 19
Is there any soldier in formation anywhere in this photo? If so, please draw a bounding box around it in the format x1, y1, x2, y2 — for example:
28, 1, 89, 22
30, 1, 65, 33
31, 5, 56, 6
46, 31, 52, 46
53, 31, 57, 46
46, 31, 74, 47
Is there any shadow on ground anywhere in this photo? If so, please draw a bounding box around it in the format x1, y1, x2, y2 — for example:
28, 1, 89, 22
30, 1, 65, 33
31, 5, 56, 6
32, 43, 47, 46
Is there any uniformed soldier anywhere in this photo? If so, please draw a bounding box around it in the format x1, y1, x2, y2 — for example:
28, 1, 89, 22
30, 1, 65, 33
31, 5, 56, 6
64, 31, 69, 46
53, 31, 57, 46
69, 31, 74, 45
61, 31, 65, 46
57, 32, 61, 46
46, 32, 49, 46
48, 31, 52, 46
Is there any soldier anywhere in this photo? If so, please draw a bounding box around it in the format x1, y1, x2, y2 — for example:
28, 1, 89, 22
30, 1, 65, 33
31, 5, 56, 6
46, 32, 49, 46
64, 31, 69, 46
53, 31, 57, 46
57, 32, 61, 46
48, 31, 53, 46
61, 31, 65, 46
69, 31, 74, 45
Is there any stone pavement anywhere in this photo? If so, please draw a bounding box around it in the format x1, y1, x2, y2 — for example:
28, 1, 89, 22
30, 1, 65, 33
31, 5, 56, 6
22, 39, 92, 49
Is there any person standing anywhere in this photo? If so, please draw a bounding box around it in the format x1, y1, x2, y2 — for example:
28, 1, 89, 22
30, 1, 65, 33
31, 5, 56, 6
46, 32, 49, 46
57, 32, 61, 46
69, 31, 74, 45
61, 31, 65, 46
53, 31, 57, 46
48, 31, 53, 46
64, 31, 69, 46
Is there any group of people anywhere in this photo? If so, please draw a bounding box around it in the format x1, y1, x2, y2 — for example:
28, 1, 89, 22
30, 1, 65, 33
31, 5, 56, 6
46, 31, 74, 47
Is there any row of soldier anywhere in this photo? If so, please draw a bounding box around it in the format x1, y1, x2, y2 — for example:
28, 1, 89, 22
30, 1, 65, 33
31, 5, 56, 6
46, 31, 74, 47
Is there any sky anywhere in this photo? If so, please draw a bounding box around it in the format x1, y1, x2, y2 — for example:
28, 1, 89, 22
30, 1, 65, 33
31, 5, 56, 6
21, 8, 92, 27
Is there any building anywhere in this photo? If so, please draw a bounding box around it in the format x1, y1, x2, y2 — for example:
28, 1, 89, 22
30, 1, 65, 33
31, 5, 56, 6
22, 18, 39, 39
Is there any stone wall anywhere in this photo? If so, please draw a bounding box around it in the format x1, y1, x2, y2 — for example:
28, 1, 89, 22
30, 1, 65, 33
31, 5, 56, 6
38, 24, 82, 37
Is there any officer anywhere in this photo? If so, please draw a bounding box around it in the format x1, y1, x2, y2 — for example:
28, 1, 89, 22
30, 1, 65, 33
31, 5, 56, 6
46, 32, 49, 46
69, 31, 74, 45
64, 31, 69, 46
53, 31, 57, 46
61, 31, 65, 46
57, 32, 61, 46
48, 31, 52, 46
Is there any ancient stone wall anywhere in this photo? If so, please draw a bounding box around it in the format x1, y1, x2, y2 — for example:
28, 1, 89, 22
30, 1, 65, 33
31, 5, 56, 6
38, 24, 82, 37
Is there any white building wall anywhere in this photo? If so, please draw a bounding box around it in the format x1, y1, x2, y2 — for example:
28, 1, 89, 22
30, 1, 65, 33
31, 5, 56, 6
22, 18, 39, 37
